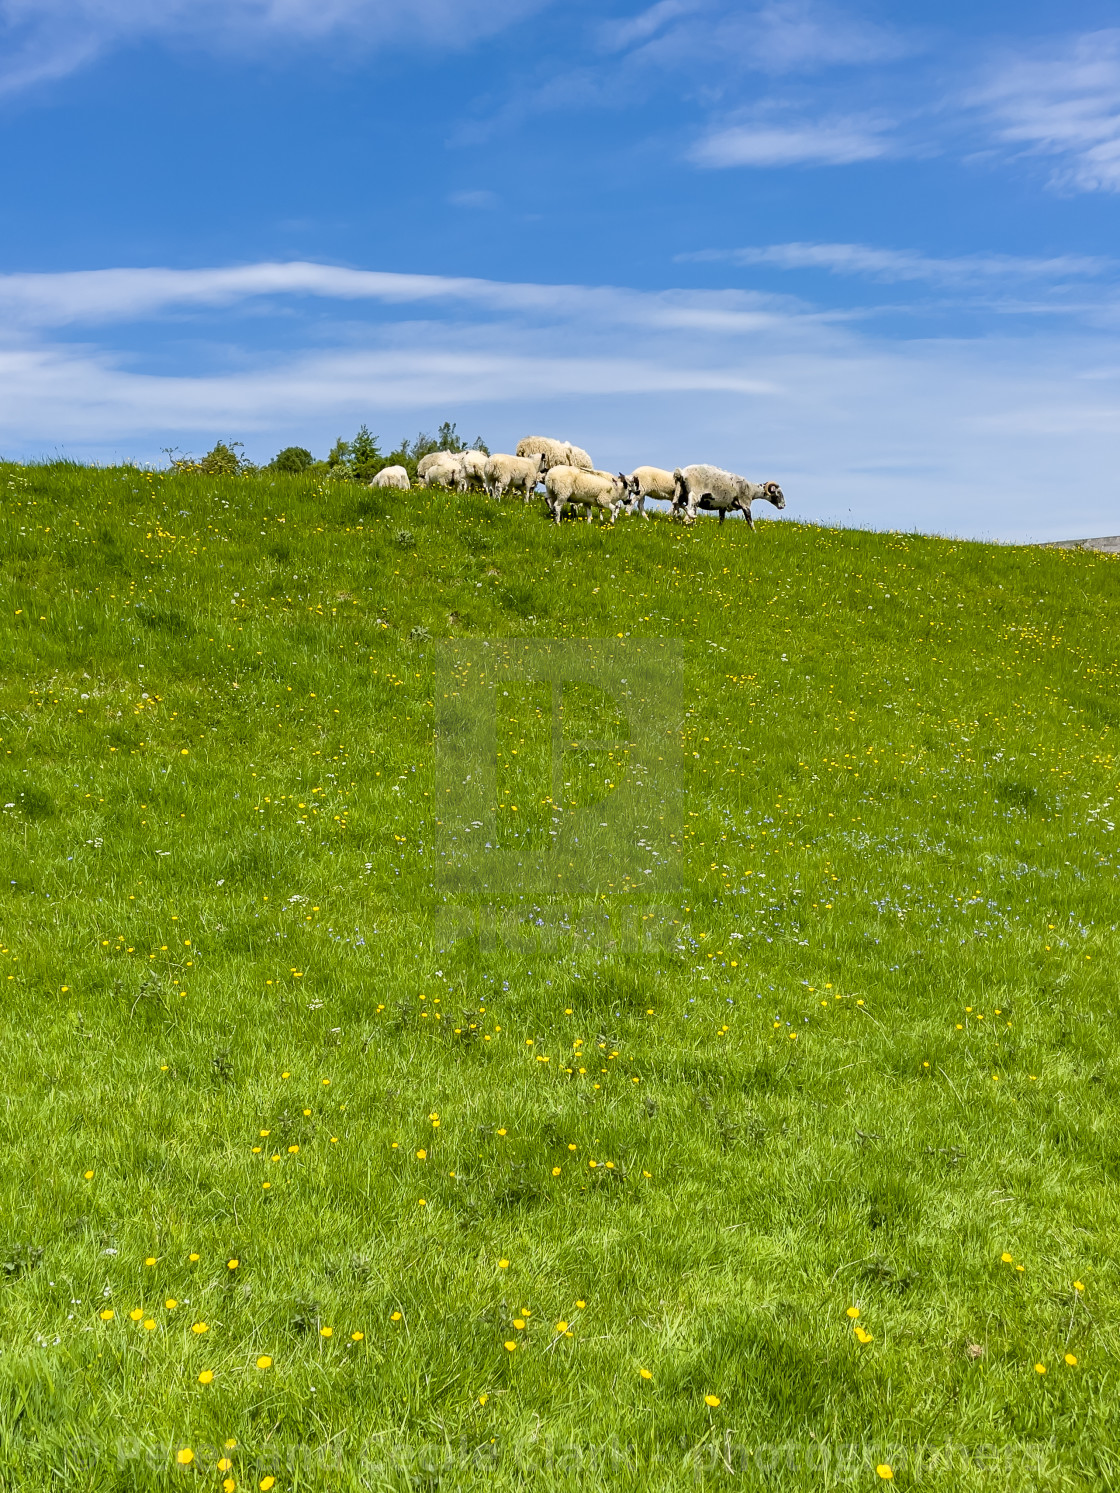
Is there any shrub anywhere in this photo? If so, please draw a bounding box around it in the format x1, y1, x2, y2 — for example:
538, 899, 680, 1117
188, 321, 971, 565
270, 446, 313, 473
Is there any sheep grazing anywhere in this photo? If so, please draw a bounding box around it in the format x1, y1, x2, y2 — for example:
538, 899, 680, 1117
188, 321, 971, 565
417, 453, 464, 489
416, 450, 457, 481
456, 449, 488, 492
672, 465, 785, 528
545, 465, 634, 525
369, 464, 410, 490
625, 465, 675, 519
516, 436, 594, 472
484, 451, 547, 501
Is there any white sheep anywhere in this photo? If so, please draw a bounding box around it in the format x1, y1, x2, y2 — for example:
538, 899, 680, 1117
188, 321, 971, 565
484, 451, 547, 501
672, 465, 786, 527
369, 465, 409, 490
625, 465, 675, 519
456, 448, 489, 492
416, 450, 458, 482
418, 453, 464, 489
544, 465, 633, 525
516, 436, 594, 472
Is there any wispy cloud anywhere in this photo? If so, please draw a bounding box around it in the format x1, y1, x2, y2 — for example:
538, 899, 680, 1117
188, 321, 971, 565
691, 117, 893, 168
599, 0, 911, 75
682, 242, 1113, 282
0, 0, 548, 94
1, 259, 1119, 543
977, 28, 1120, 193
448, 189, 500, 210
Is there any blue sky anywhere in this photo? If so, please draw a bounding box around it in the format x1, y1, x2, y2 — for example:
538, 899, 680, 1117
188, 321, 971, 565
1, 0, 1119, 539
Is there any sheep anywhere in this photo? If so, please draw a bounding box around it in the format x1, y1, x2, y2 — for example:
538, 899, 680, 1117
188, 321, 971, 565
416, 450, 457, 482
456, 448, 488, 492
672, 464, 785, 527
624, 465, 675, 519
484, 451, 547, 501
544, 465, 634, 525
369, 465, 410, 490
516, 436, 594, 472
418, 453, 464, 489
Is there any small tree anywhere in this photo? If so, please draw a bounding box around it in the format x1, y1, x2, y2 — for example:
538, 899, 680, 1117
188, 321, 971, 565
326, 437, 352, 478
270, 446, 313, 473
348, 425, 382, 483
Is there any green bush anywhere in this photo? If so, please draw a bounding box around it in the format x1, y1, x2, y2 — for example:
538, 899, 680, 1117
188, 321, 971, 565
269, 446, 314, 473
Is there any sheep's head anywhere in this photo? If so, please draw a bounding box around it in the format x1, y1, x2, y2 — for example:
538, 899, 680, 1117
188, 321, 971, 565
764, 481, 785, 509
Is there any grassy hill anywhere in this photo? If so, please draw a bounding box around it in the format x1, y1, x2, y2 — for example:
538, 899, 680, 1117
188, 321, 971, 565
1, 460, 1118, 1490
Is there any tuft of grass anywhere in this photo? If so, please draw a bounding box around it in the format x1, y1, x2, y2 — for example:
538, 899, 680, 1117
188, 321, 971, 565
0, 459, 1118, 1488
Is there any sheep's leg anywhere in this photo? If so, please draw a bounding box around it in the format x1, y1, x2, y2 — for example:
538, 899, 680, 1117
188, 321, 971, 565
718, 507, 726, 524
743, 505, 754, 530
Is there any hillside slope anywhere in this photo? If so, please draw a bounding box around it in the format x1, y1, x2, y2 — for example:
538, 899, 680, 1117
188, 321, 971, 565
1, 462, 1118, 1489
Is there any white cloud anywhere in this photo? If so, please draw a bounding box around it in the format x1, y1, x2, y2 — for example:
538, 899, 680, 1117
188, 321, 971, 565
601, 0, 909, 75
681, 242, 1112, 283
977, 29, 1120, 193
690, 118, 892, 167
0, 0, 546, 93
1, 260, 1119, 543
448, 189, 500, 210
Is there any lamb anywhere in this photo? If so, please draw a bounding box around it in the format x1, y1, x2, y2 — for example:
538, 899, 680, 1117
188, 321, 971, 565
672, 465, 785, 527
484, 451, 547, 501
369, 465, 409, 490
625, 465, 676, 519
544, 465, 634, 525
417, 453, 464, 489
516, 436, 594, 472
456, 449, 489, 492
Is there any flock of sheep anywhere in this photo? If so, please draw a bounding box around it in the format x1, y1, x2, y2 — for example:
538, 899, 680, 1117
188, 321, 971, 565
369, 434, 786, 529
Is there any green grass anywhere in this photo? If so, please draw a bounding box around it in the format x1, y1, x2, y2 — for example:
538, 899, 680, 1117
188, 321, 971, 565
1, 458, 1118, 1490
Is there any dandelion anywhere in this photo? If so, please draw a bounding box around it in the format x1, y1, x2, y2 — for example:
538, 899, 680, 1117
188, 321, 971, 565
217, 1458, 232, 1471
176, 1448, 194, 1466
351, 1331, 364, 1342
228, 1258, 239, 1270
418, 1198, 427, 1207
256, 1355, 272, 1370
478, 1393, 489, 1405
198, 1370, 214, 1384
416, 1149, 427, 1160
876, 1466, 893, 1481
498, 1259, 509, 1270
188, 1252, 200, 1262
165, 1299, 178, 1310
1074, 1280, 1085, 1292
1034, 1362, 1046, 1375
846, 1306, 860, 1319
513, 1318, 525, 1329
287, 1145, 299, 1155
99, 1308, 115, 1321
143, 1319, 156, 1331
84, 1170, 94, 1180
704, 1394, 721, 1408
320, 1326, 333, 1338
129, 1308, 143, 1321
854, 1326, 874, 1344
1065, 1353, 1078, 1366
261, 1480, 276, 1491
639, 1368, 652, 1380
191, 1322, 209, 1335
552, 1167, 561, 1176
1001, 1253, 1013, 1264
391, 1311, 402, 1322
145, 1257, 156, 1266
575, 1300, 585, 1309
555, 1320, 569, 1333
223, 1481, 235, 1493
504, 1341, 517, 1352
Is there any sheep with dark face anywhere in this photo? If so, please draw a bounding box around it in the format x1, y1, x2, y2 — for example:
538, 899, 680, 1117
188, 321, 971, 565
672, 465, 785, 527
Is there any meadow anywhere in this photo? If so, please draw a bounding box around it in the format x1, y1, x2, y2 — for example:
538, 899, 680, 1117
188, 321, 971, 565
0, 459, 1118, 1491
